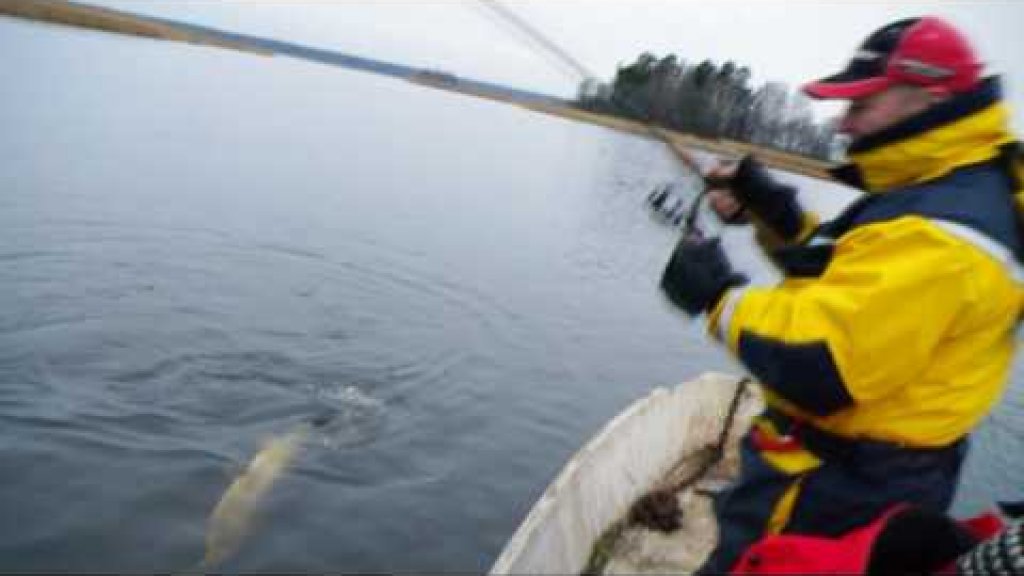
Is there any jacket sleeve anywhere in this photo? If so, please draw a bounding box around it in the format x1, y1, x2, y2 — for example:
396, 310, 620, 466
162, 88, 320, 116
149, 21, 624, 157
708, 217, 974, 416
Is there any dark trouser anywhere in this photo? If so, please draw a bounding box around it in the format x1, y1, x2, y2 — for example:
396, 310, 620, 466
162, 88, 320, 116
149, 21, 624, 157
697, 411, 969, 575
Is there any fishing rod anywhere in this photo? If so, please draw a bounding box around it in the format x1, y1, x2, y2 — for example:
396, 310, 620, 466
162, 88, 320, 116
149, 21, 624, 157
475, 0, 731, 239
477, 3, 758, 534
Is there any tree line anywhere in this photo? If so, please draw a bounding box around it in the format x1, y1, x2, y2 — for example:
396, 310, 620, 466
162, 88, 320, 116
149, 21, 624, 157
576, 53, 840, 161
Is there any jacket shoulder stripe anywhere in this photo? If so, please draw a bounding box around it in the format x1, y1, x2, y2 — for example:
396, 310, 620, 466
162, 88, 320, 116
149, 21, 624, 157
714, 287, 748, 343
932, 219, 1024, 284
806, 236, 837, 248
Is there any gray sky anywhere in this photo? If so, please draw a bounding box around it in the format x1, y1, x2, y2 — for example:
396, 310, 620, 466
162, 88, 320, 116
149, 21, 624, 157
46, 1, 1024, 130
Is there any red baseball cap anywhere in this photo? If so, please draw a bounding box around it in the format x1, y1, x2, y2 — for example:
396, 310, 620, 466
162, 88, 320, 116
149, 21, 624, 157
803, 17, 982, 100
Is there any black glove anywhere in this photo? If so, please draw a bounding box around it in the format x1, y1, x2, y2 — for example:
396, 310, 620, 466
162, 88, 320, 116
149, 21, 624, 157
660, 237, 748, 315
729, 155, 808, 241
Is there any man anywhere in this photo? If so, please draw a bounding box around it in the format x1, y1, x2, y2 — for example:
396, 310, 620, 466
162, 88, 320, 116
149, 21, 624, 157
658, 16, 1024, 573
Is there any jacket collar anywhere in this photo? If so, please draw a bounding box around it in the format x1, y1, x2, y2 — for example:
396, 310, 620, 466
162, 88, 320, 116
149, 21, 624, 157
829, 77, 1016, 193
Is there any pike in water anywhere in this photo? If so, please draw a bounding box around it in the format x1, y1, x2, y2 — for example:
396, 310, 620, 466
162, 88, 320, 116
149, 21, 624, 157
201, 416, 331, 567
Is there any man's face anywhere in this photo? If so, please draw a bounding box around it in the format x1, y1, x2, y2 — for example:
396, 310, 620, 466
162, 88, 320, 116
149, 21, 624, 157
838, 84, 940, 141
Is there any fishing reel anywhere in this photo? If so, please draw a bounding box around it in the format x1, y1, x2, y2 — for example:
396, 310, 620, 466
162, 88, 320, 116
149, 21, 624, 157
645, 164, 738, 240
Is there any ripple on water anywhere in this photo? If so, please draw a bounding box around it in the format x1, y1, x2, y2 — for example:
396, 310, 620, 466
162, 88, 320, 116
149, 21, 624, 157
309, 383, 387, 450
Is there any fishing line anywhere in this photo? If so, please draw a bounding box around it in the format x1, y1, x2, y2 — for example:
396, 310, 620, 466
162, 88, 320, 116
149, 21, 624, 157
476, 0, 594, 80
475, 0, 725, 238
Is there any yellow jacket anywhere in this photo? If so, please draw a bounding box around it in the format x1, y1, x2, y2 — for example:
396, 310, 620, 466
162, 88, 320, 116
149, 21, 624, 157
709, 78, 1024, 447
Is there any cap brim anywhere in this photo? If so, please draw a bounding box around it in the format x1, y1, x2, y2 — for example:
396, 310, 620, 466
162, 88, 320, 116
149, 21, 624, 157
803, 74, 891, 100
